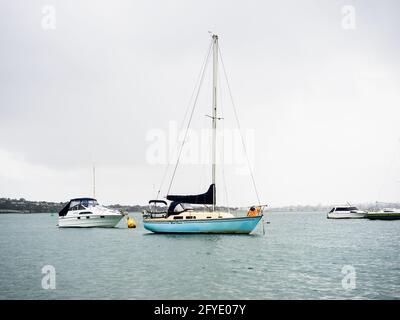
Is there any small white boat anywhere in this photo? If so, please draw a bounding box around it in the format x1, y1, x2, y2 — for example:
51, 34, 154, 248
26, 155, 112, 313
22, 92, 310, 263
327, 206, 367, 219
58, 198, 125, 228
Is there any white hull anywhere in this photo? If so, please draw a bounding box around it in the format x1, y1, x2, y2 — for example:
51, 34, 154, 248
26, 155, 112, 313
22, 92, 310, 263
327, 212, 366, 219
58, 214, 123, 228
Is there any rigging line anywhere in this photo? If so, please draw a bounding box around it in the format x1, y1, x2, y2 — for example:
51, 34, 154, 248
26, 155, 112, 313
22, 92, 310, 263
218, 45, 261, 205
166, 40, 213, 195
218, 70, 230, 212
156, 39, 213, 200
197, 115, 208, 205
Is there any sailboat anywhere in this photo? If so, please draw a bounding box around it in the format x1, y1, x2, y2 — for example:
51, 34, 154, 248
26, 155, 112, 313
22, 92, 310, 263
143, 34, 265, 234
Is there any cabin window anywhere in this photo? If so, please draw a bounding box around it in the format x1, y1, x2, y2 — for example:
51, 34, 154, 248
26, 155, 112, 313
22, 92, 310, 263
79, 211, 92, 215
329, 208, 335, 213
86, 216, 90, 219
173, 216, 183, 220
335, 207, 358, 212
77, 217, 81, 220
185, 216, 196, 219
207, 216, 212, 219
71, 204, 85, 211
81, 199, 98, 208
100, 216, 105, 218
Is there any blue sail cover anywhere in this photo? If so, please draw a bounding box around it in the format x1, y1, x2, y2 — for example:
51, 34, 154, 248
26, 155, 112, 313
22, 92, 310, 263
166, 184, 215, 205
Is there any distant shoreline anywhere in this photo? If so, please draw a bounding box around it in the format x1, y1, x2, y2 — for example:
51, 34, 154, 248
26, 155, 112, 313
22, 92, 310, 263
0, 209, 31, 214
1, 197, 399, 214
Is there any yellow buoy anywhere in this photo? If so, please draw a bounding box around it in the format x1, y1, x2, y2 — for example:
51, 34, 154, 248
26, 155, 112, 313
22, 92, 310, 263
127, 216, 136, 228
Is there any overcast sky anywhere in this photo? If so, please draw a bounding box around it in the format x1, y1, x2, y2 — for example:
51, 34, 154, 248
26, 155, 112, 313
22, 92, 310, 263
1, 0, 399, 207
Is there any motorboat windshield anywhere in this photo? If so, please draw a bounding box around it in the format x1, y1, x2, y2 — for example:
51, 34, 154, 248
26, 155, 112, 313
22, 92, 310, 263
69, 198, 98, 211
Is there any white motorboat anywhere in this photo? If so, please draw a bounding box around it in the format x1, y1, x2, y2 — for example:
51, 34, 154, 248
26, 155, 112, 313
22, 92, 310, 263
327, 206, 367, 219
58, 198, 125, 228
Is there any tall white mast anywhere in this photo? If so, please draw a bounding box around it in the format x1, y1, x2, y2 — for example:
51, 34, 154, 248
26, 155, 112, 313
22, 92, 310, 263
212, 34, 218, 211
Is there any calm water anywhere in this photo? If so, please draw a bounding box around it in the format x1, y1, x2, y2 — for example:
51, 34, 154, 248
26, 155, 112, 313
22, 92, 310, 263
0, 212, 399, 299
